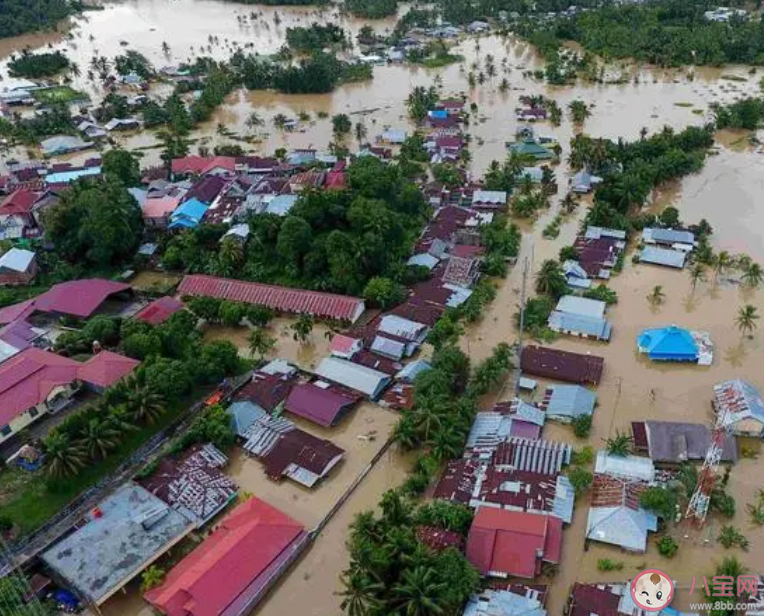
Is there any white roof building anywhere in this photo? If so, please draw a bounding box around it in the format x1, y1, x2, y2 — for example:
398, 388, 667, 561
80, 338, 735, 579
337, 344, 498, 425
0, 248, 35, 273
555, 295, 607, 319
595, 452, 655, 482
315, 357, 391, 400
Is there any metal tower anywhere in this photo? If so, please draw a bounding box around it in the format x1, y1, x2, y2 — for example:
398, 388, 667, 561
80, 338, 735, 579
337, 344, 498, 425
685, 387, 732, 525
0, 534, 48, 616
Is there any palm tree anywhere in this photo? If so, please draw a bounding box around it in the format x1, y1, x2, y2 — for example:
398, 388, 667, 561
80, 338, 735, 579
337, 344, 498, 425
107, 404, 137, 433
412, 403, 443, 442
647, 285, 666, 306
568, 100, 591, 125
499, 78, 509, 92
140, 565, 166, 593
354, 121, 367, 145
129, 386, 165, 424
535, 259, 566, 297
715, 556, 746, 579
339, 570, 383, 616
70, 62, 81, 78
81, 418, 121, 459
742, 262, 764, 288
430, 424, 463, 461
248, 328, 276, 360
161, 41, 171, 55
688, 262, 707, 294
393, 417, 419, 449
604, 431, 633, 457
246, 112, 264, 130
220, 237, 244, 268
44, 433, 87, 478
713, 250, 733, 282
735, 304, 759, 338
392, 566, 446, 616
290, 315, 314, 343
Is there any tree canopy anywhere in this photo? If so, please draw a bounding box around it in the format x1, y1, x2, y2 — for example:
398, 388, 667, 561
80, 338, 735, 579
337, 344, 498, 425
8, 50, 70, 78
0, 0, 81, 39
43, 180, 144, 267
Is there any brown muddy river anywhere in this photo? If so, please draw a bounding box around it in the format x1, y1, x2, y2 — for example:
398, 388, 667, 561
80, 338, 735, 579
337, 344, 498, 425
7, 2, 764, 615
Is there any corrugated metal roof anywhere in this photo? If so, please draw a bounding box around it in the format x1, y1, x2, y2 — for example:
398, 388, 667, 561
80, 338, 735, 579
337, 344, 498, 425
640, 246, 687, 269
548, 311, 612, 341
521, 345, 604, 385
555, 295, 606, 319
543, 385, 597, 420
643, 227, 695, 245
594, 452, 655, 482
178, 274, 365, 322
315, 357, 391, 399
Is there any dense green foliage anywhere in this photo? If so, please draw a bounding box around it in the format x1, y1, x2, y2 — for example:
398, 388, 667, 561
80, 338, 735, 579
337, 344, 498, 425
0, 0, 82, 39
0, 102, 74, 143
519, 0, 764, 66
712, 97, 764, 130
340, 492, 479, 616
114, 50, 154, 79
43, 180, 143, 267
345, 0, 398, 18
572, 126, 714, 231
164, 157, 428, 296
286, 23, 349, 52
231, 50, 372, 94
102, 149, 141, 187
8, 50, 70, 78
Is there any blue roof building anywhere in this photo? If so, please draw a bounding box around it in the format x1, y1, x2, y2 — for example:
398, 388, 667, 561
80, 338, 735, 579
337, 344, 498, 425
428, 109, 448, 120
45, 166, 102, 185
168, 198, 209, 230
637, 326, 699, 362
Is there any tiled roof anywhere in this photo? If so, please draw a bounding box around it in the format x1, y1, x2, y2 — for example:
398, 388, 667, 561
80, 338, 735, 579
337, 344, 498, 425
75, 351, 140, 388
178, 275, 365, 323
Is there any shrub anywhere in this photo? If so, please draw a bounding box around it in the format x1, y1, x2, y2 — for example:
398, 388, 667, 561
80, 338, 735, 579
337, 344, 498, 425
572, 414, 592, 438
568, 467, 593, 495
657, 535, 678, 558
597, 559, 624, 572
571, 445, 595, 466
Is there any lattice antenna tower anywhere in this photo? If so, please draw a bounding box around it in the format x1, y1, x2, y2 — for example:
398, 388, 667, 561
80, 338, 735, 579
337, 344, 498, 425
0, 534, 49, 616
685, 400, 730, 525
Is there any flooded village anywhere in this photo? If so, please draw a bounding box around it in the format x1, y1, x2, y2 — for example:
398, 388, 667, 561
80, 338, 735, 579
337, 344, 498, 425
2, 2, 764, 616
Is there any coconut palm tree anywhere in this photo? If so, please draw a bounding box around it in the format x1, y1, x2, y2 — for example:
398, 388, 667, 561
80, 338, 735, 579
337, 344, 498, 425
430, 424, 463, 461
715, 556, 746, 580
735, 304, 759, 338
742, 262, 764, 288
604, 431, 633, 457
568, 99, 591, 125
248, 327, 276, 360
161, 41, 171, 55
220, 237, 244, 268
44, 433, 87, 478
107, 404, 137, 433
688, 262, 707, 294
339, 570, 384, 616
714, 250, 733, 283
392, 566, 447, 616
535, 259, 566, 297
393, 416, 419, 449
290, 315, 314, 343
647, 285, 666, 306
81, 418, 121, 459
246, 112, 264, 130
412, 403, 443, 442
129, 386, 165, 424
354, 121, 367, 145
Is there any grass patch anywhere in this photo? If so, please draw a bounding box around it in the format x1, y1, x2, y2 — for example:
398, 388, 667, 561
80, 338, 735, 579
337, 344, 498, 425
416, 53, 464, 68
32, 86, 89, 104
1, 398, 192, 536
674, 102, 694, 107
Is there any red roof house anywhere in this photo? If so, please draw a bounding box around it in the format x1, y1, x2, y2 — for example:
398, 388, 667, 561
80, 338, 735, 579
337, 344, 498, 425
75, 351, 140, 391
521, 345, 604, 386
178, 275, 365, 323
134, 297, 185, 326
0, 189, 41, 238
329, 334, 362, 360
465, 508, 563, 579
284, 382, 359, 427
33, 279, 133, 319
171, 156, 236, 178
0, 348, 139, 437
144, 497, 309, 616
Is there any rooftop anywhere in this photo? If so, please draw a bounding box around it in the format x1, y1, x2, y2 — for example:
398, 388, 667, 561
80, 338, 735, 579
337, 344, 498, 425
521, 345, 604, 385
144, 497, 308, 616
632, 420, 737, 464
178, 275, 366, 323
284, 381, 360, 427
33, 279, 131, 318
133, 297, 185, 326
640, 246, 687, 269
315, 357, 391, 400
42, 483, 193, 605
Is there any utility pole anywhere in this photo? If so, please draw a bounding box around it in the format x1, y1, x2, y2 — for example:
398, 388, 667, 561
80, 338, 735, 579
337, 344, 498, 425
514, 255, 530, 395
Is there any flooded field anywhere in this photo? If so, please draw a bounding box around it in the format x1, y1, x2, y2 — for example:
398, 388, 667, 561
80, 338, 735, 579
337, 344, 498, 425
5, 1, 764, 614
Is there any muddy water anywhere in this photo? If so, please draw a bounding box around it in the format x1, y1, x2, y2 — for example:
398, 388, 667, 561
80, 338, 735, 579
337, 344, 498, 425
202, 316, 333, 370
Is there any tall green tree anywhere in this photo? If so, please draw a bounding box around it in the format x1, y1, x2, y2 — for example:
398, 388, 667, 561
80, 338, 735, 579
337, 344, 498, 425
736, 304, 759, 338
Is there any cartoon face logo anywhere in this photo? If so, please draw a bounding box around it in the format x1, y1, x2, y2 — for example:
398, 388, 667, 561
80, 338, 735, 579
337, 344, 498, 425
631, 569, 674, 612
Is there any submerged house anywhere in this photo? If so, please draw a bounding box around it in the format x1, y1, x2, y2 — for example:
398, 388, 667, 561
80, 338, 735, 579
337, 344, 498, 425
315, 357, 391, 400
548, 296, 612, 342
539, 385, 596, 423
714, 379, 764, 437
637, 325, 715, 365
632, 420, 737, 465
521, 345, 604, 386
466, 508, 563, 579
639, 246, 687, 269
508, 140, 553, 160
144, 497, 310, 616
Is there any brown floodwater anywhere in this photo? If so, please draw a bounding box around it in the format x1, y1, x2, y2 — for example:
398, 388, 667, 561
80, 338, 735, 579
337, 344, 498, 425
6, 2, 764, 614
